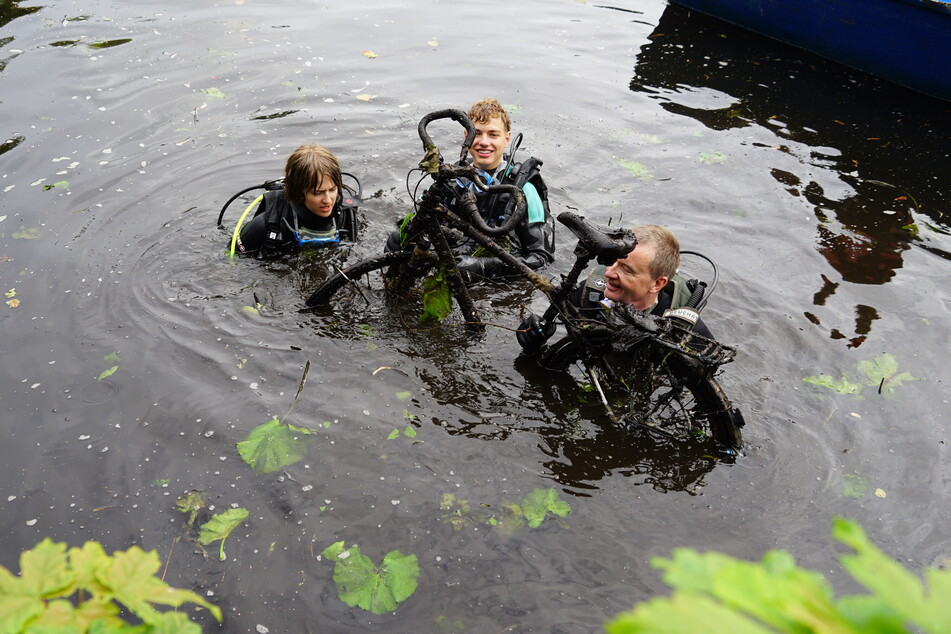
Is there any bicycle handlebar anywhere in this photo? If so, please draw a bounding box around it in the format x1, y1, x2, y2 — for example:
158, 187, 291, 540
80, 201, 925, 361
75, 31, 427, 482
418, 109, 477, 165
557, 212, 637, 265
452, 183, 527, 238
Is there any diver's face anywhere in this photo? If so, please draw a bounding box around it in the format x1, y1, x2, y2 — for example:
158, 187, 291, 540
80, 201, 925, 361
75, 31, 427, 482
603, 243, 667, 310
304, 174, 338, 217
469, 116, 511, 171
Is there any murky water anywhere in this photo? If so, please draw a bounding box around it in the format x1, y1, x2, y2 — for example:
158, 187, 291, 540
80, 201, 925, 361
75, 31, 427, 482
2, 0, 950, 630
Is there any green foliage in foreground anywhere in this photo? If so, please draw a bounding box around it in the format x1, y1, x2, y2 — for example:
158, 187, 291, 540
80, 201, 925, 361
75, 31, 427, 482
606, 518, 951, 634
0, 538, 221, 633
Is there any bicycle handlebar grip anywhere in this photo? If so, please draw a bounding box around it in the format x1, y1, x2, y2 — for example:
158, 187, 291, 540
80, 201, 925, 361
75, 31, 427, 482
557, 212, 637, 265
418, 109, 477, 164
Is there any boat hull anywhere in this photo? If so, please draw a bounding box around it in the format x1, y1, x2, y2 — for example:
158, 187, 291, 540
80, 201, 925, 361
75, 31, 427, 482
668, 0, 951, 100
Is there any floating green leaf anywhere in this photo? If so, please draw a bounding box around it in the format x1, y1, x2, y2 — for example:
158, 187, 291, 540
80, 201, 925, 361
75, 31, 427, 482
321, 542, 419, 614
519, 487, 571, 528
857, 353, 917, 393
619, 159, 652, 180
804, 352, 916, 397
97, 365, 119, 381
203, 87, 226, 99
841, 474, 868, 499
802, 374, 863, 395
12, 227, 40, 239
237, 417, 316, 473
438, 488, 569, 534
421, 267, 452, 322
355, 323, 376, 338
198, 508, 249, 561
88, 38, 131, 50
432, 615, 467, 632
175, 491, 207, 526
42, 180, 69, 191
395, 391, 411, 401
439, 493, 471, 531
387, 425, 417, 440
698, 152, 727, 165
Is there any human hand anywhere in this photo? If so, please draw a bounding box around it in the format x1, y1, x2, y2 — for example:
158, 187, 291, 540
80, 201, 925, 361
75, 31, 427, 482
455, 256, 486, 283
516, 314, 556, 352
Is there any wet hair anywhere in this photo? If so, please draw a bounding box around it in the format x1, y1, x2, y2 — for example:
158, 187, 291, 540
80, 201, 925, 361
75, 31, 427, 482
283, 144, 342, 205
633, 224, 680, 281
468, 98, 511, 133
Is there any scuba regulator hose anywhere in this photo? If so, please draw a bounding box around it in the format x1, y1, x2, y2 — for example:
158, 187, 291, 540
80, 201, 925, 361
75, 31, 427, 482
228, 194, 263, 258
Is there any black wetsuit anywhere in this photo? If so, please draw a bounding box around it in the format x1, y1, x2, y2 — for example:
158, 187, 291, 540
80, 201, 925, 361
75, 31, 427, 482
237, 190, 357, 257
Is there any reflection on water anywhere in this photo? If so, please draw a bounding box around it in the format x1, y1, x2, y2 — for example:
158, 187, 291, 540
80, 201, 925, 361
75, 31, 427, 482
630, 2, 950, 347
0, 0, 41, 30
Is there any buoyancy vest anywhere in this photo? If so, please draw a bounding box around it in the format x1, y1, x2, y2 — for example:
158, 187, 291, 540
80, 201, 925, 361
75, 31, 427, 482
475, 156, 550, 226
256, 189, 360, 257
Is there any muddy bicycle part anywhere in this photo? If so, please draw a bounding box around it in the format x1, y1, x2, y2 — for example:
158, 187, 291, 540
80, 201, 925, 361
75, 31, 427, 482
305, 109, 530, 332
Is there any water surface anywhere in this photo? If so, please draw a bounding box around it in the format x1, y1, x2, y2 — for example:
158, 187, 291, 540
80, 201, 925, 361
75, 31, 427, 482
1, 0, 950, 631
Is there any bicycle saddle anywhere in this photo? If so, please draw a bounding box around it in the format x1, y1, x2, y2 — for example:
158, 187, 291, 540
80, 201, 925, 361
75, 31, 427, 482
557, 212, 637, 265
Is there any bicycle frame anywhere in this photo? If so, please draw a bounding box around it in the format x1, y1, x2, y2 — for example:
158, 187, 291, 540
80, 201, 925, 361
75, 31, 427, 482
302, 109, 743, 450
306, 109, 543, 331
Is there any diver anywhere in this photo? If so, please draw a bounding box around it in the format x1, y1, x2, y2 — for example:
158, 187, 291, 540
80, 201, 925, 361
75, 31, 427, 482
517, 224, 716, 353
386, 98, 555, 281
219, 144, 362, 258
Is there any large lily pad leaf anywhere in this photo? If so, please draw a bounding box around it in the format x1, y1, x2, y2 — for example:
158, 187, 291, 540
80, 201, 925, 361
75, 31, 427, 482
236, 417, 316, 473
856, 353, 917, 393
321, 542, 419, 614
519, 487, 571, 528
